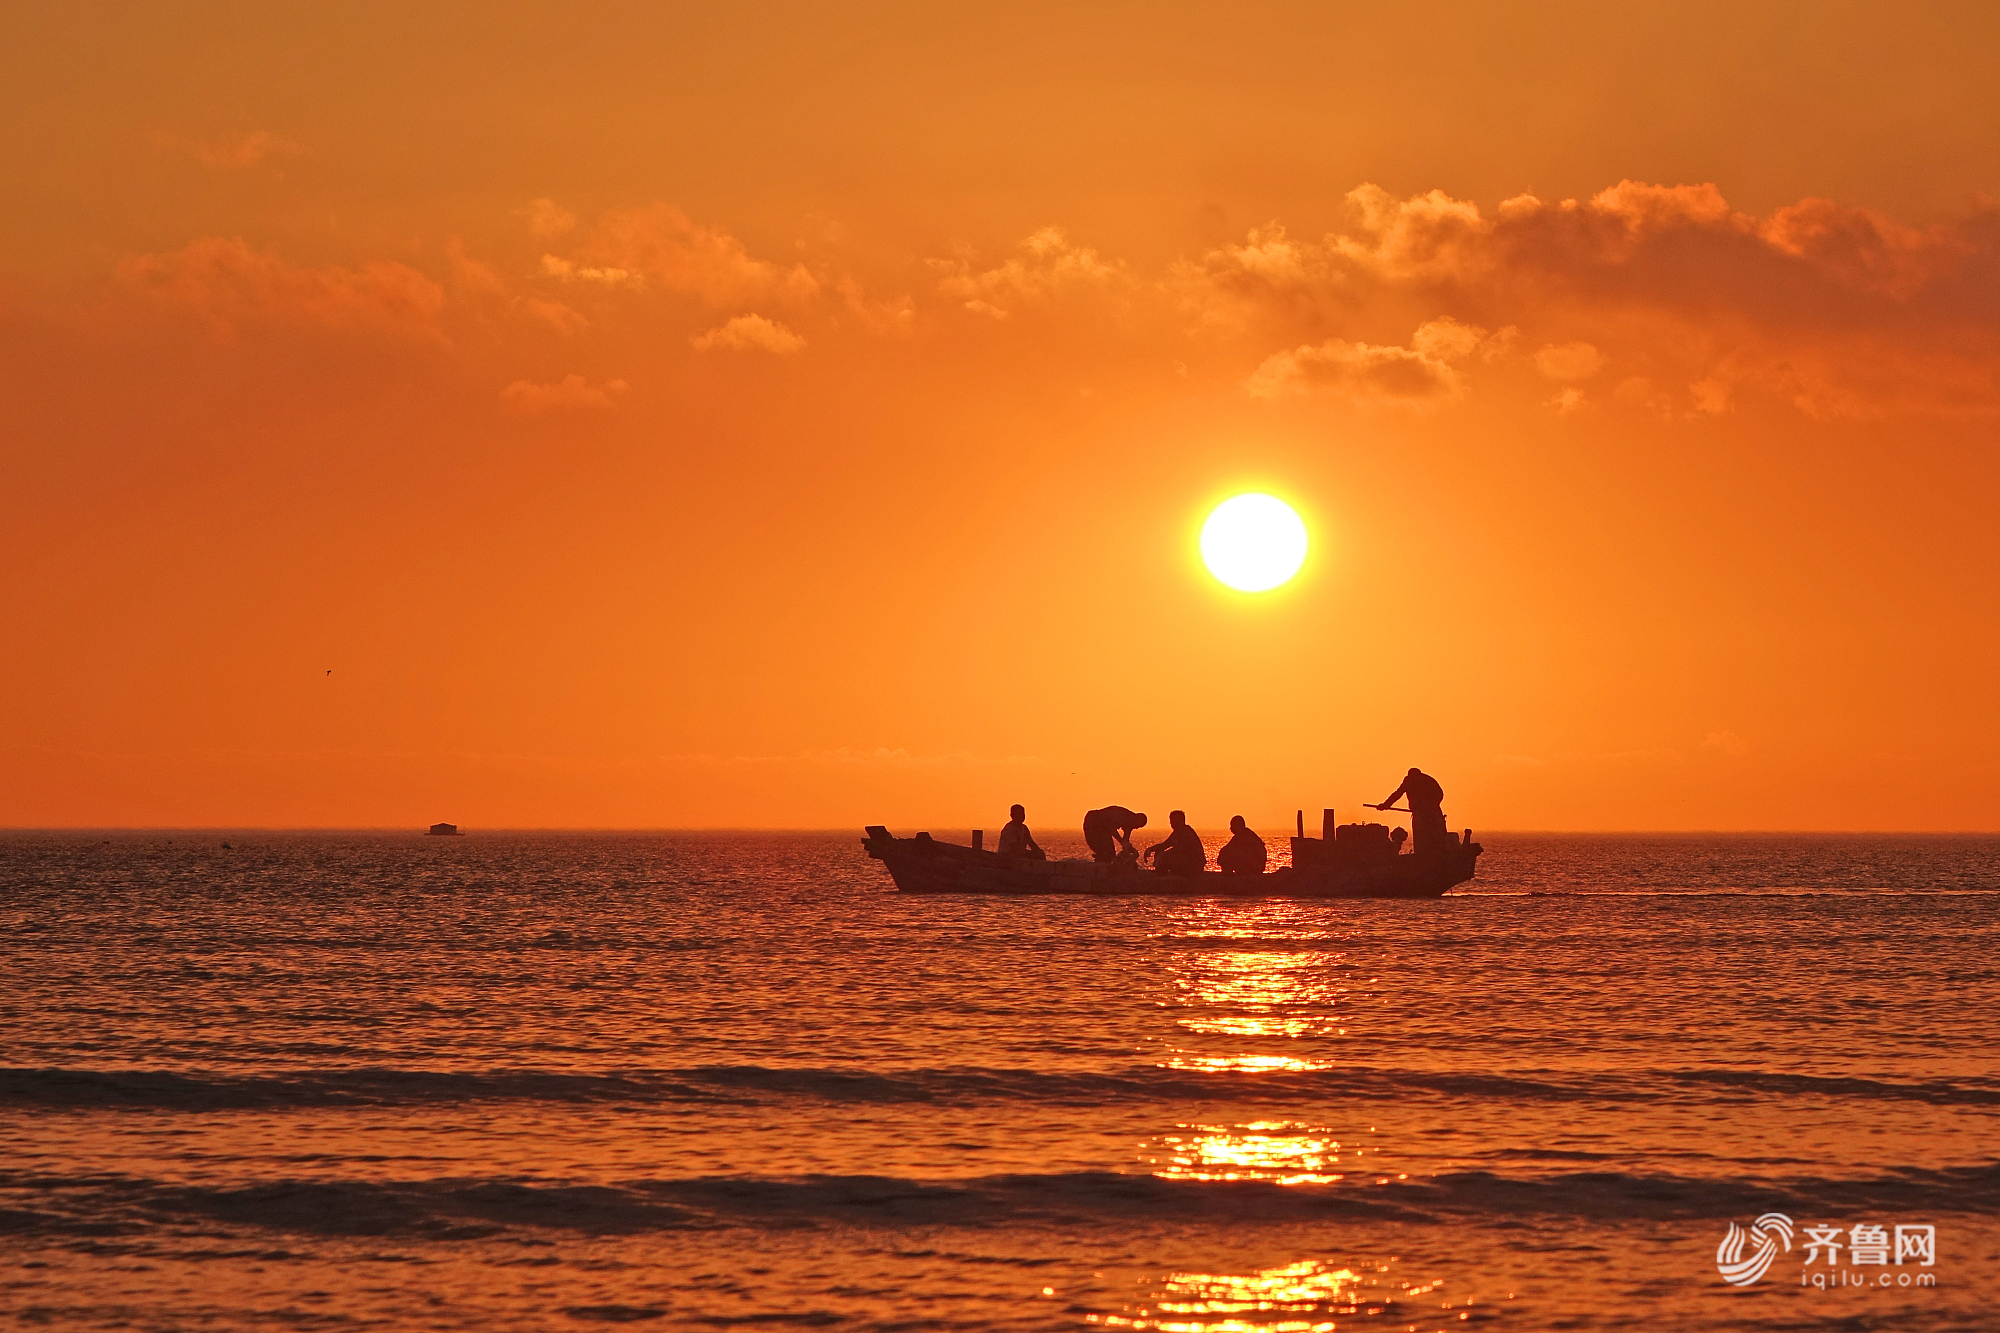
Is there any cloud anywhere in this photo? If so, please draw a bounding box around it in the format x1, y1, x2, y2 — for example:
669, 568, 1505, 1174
1333, 184, 1492, 282
444, 237, 505, 295
1534, 341, 1605, 381
690, 314, 806, 354
522, 298, 589, 335
931, 226, 1122, 317
1701, 730, 1750, 756
1613, 375, 1676, 416
1247, 335, 1463, 407
154, 129, 305, 171
1198, 224, 1327, 290
541, 254, 637, 286
524, 198, 577, 239
500, 374, 628, 412
1166, 223, 1342, 333
1247, 316, 1486, 407
111, 184, 2000, 418
1586, 180, 1736, 234
833, 276, 916, 335
1179, 182, 2000, 417
1689, 375, 1733, 416
578, 204, 818, 306
116, 237, 445, 341
1411, 315, 1489, 361
1478, 325, 1523, 360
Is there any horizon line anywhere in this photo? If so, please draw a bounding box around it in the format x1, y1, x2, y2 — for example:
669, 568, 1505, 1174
5, 826, 2000, 837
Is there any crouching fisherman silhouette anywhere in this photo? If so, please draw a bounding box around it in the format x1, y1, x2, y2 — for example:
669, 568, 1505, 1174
1145, 810, 1207, 876
996, 804, 1044, 859
1083, 805, 1147, 865
1372, 767, 1449, 854
1216, 815, 1267, 874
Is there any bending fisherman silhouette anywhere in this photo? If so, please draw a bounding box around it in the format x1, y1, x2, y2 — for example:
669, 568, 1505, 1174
1145, 810, 1207, 876
1082, 806, 1147, 863
996, 804, 1044, 859
1373, 767, 1448, 854
1216, 815, 1267, 873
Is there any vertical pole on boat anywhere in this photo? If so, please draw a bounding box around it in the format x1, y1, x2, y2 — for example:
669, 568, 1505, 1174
1322, 809, 1336, 843
1295, 810, 1304, 839
972, 830, 983, 851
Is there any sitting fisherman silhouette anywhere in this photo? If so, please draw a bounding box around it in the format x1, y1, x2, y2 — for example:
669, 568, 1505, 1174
1082, 805, 1147, 863
1215, 815, 1267, 873
1144, 810, 1207, 876
996, 804, 1044, 859
1371, 767, 1448, 854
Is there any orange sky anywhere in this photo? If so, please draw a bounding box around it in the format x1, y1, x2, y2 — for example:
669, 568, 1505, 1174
3, 3, 1998, 830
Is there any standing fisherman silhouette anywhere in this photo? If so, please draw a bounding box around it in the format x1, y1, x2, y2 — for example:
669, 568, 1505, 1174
1082, 806, 1147, 864
1144, 810, 1207, 876
1371, 768, 1448, 854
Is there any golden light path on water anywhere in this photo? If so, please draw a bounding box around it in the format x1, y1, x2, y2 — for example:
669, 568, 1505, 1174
1177, 1014, 1326, 1038
1150, 1122, 1345, 1185
1087, 1260, 1361, 1333
1086, 1260, 1470, 1332
1157, 907, 1359, 1073
1106, 902, 1454, 1332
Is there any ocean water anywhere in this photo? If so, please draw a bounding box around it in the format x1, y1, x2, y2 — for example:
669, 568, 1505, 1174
3, 830, 1997, 1331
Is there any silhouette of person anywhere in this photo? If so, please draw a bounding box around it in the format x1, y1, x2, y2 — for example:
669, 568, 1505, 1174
1375, 767, 1447, 854
1083, 806, 1147, 863
996, 804, 1044, 859
1216, 815, 1267, 874
1145, 810, 1207, 875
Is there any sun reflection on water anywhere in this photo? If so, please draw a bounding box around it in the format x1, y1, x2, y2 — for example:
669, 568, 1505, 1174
1086, 1260, 1361, 1332
1087, 1260, 1463, 1332
1168, 927, 1328, 940
1176, 1014, 1328, 1038
1147, 1121, 1343, 1184
1160, 1053, 1327, 1073
1160, 936, 1349, 1072
1172, 950, 1343, 1010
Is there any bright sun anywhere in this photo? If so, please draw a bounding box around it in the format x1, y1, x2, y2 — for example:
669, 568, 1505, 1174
1200, 493, 1308, 592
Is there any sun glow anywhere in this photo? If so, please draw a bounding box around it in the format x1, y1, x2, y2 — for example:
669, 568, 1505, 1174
1200, 494, 1308, 592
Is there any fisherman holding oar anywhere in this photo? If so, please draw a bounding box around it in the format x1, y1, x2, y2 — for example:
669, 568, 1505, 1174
1369, 767, 1448, 854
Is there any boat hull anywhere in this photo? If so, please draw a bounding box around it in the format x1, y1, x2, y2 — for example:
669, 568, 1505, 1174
861, 828, 1479, 899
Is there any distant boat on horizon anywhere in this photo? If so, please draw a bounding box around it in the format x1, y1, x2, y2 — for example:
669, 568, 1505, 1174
427, 823, 462, 836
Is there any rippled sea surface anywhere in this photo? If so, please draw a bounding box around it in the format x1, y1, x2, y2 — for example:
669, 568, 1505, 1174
4, 831, 1998, 1331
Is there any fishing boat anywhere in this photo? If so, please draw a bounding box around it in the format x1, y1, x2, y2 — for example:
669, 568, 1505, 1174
862, 810, 1481, 899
